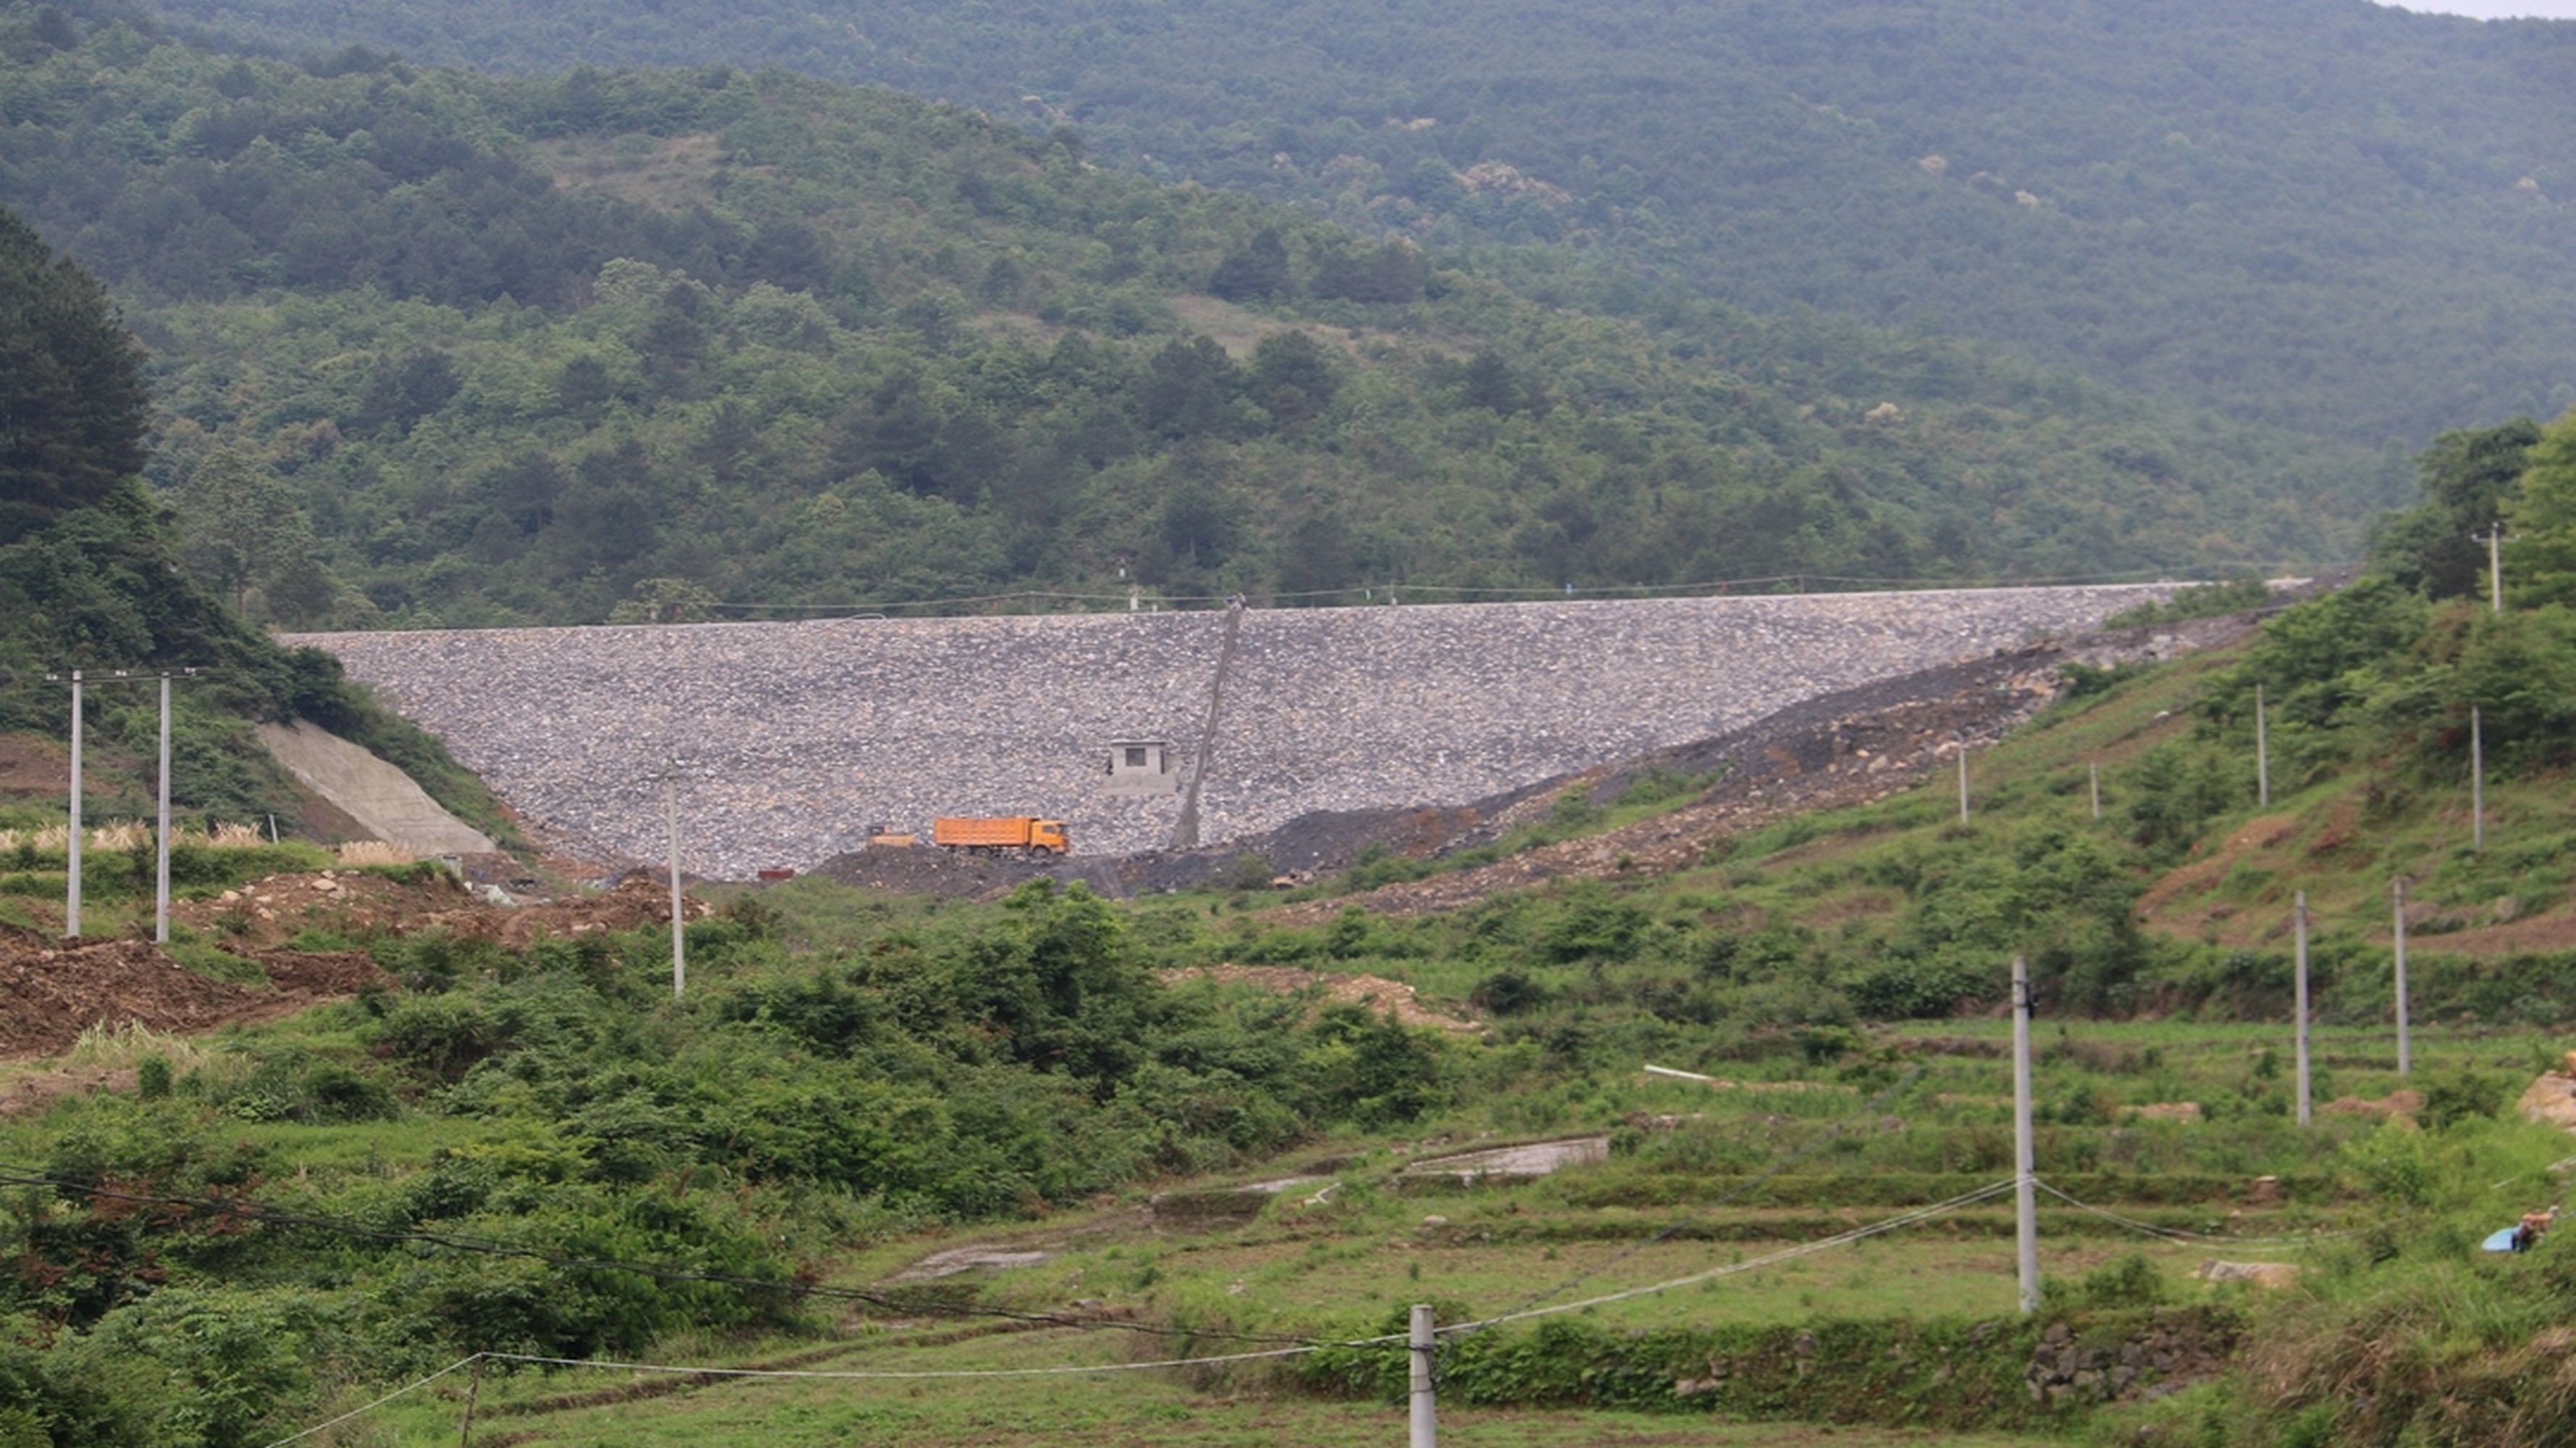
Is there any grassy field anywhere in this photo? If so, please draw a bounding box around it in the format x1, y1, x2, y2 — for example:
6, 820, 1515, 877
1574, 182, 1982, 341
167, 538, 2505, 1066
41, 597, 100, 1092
244, 1009, 2567, 1444
368, 1318, 2073, 1448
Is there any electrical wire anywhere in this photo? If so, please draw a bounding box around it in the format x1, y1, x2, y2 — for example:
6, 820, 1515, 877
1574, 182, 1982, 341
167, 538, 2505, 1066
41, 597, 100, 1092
256, 1177, 2022, 1444
688, 565, 2329, 620
0, 1166, 1320, 1349
2032, 1178, 2362, 1245
259, 1354, 482, 1448
1443, 1176, 2019, 1334
1456, 1060, 1935, 1335
481, 1343, 1318, 1380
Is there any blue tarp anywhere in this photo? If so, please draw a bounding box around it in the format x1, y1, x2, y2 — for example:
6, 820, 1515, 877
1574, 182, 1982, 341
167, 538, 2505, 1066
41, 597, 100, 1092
2483, 1226, 2522, 1253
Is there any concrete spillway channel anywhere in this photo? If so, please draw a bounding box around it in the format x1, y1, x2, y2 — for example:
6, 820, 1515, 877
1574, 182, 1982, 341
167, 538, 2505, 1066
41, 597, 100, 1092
1170, 602, 1243, 851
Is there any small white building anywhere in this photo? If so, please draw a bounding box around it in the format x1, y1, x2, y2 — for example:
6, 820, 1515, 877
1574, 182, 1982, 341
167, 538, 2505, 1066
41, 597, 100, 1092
1104, 739, 1183, 796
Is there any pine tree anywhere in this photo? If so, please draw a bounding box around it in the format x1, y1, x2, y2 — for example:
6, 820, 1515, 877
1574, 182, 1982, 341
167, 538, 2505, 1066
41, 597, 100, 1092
0, 207, 150, 540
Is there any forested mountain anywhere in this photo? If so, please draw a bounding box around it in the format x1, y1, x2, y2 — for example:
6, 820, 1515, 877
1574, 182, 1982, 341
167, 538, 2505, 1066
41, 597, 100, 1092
123, 0, 2576, 442
0, 206, 498, 822
0, 4, 2394, 630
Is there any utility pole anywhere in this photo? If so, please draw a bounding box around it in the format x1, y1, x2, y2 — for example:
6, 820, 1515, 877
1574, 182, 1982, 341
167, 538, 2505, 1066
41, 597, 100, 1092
2089, 762, 2100, 821
2470, 706, 2485, 851
2254, 683, 2269, 808
1409, 1304, 1438, 1448
2392, 877, 2411, 1077
642, 757, 693, 999
155, 674, 172, 943
64, 670, 81, 938
2294, 891, 2312, 1128
2013, 954, 2038, 1315
46, 668, 199, 941
2490, 522, 2506, 615
1957, 745, 1971, 825
666, 770, 684, 1000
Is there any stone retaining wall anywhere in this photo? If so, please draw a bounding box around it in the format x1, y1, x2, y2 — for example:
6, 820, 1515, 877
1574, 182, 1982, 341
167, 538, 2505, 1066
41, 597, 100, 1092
293, 585, 2174, 879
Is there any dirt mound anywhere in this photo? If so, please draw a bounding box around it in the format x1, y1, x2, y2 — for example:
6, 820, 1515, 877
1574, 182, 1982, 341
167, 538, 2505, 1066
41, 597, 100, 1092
0, 938, 398, 1061
1, 873, 717, 1065
170, 870, 708, 951
435, 875, 710, 947
258, 949, 399, 996
0, 736, 70, 799
170, 869, 472, 948
1161, 964, 1480, 1031
2522, 1072, 2576, 1132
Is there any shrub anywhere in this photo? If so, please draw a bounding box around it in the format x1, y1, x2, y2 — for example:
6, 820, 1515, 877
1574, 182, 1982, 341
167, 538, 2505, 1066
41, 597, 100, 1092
2418, 1066, 2508, 1132
373, 993, 507, 1082
205, 1046, 400, 1124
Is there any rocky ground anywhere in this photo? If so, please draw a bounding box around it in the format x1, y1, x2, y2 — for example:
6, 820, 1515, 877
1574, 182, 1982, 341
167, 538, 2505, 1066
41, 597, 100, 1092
298, 584, 2188, 877
779, 608, 2265, 917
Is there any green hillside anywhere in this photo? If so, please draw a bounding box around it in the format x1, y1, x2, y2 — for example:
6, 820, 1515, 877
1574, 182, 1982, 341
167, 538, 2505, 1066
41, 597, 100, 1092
0, 5, 2401, 628
125, 0, 2576, 440
0, 206, 505, 832
1, 416, 2575, 1443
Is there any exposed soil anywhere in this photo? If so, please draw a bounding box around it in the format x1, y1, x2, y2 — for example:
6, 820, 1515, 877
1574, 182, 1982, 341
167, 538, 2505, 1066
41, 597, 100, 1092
0, 872, 718, 1088
166, 870, 708, 952
1159, 964, 1480, 1032
0, 736, 71, 798
0, 938, 392, 1066
805, 843, 1060, 898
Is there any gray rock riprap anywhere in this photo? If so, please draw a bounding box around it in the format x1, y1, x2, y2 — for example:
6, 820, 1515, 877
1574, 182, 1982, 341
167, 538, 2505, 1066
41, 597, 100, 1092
292, 585, 2175, 879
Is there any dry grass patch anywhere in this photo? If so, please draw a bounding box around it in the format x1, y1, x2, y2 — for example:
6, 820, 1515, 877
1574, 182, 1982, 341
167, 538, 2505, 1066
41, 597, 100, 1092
529, 133, 729, 209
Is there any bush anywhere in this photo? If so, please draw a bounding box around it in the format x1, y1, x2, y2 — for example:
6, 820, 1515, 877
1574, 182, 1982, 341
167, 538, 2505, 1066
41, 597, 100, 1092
2418, 1066, 2508, 1132
1225, 853, 1277, 891
373, 993, 507, 1082
206, 1047, 400, 1124
1470, 968, 1549, 1016
1849, 956, 1989, 1019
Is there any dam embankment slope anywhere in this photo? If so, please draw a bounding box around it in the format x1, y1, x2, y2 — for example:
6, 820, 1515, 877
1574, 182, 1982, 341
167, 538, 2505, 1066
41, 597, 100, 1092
294, 585, 2173, 878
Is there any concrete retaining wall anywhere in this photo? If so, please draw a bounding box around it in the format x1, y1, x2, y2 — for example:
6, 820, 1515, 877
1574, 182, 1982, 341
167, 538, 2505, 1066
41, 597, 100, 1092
293, 585, 2173, 879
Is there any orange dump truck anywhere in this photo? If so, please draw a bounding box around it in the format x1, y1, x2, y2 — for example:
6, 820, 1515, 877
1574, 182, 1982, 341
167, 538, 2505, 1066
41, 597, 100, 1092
932, 816, 1071, 856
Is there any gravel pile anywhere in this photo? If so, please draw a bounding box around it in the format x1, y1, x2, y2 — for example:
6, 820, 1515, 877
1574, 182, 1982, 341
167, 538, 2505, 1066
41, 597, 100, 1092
293, 585, 2174, 880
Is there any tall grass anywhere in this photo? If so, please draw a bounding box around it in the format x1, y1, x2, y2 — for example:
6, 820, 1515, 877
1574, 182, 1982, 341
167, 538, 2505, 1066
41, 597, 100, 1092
0, 821, 283, 851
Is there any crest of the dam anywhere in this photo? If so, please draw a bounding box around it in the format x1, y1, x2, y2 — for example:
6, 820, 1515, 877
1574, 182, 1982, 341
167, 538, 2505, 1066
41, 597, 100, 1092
295, 586, 2177, 880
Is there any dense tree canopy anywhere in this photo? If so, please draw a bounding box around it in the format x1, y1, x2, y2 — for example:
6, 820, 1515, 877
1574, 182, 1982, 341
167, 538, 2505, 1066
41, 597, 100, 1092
0, 206, 148, 540
115, 0, 2576, 440
0, 18, 2398, 628
2369, 417, 2543, 600
2504, 410, 2576, 610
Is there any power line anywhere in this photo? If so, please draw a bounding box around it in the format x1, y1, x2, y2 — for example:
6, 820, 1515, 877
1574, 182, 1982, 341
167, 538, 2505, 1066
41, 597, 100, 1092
483, 1343, 1316, 1381
0, 1166, 1317, 1349
1443, 1178, 2019, 1334
259, 1180, 2021, 1444
681, 565, 2333, 620
1460, 1060, 1934, 1334
262, 1355, 482, 1448
2032, 1179, 2363, 1247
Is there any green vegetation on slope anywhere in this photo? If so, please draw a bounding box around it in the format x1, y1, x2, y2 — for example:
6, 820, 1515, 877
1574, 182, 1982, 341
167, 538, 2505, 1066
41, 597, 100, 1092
125, 0, 2576, 439
0, 3, 2396, 629
0, 205, 509, 832
6, 410, 2576, 1438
